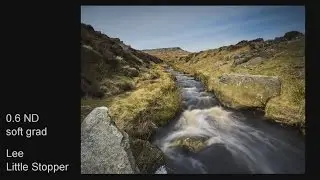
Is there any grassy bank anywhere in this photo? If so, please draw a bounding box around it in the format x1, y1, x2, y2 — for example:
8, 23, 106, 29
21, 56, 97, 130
81, 64, 181, 140
148, 36, 305, 134
81, 23, 182, 173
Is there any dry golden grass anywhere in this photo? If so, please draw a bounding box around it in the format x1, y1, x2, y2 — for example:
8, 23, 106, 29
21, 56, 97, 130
108, 64, 181, 140
165, 39, 305, 132
233, 53, 305, 128
81, 64, 182, 140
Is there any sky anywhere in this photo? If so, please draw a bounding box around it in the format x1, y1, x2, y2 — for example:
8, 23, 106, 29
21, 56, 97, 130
81, 6, 305, 52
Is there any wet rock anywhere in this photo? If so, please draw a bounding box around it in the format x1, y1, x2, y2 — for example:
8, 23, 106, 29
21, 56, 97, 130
214, 73, 281, 109
130, 139, 165, 174
81, 107, 139, 174
170, 137, 208, 153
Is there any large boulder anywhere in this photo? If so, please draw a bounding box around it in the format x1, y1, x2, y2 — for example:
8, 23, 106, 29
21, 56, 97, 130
265, 96, 305, 127
213, 73, 281, 109
233, 57, 250, 65
243, 57, 266, 66
81, 107, 140, 174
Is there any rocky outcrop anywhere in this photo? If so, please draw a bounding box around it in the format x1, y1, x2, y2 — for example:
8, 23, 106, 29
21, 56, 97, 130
130, 139, 165, 174
214, 74, 281, 109
81, 23, 162, 99
81, 107, 166, 174
156, 31, 305, 132
81, 107, 139, 174
243, 57, 265, 66
274, 31, 304, 42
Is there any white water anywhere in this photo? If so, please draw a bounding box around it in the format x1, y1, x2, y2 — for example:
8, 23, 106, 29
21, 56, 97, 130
152, 68, 305, 174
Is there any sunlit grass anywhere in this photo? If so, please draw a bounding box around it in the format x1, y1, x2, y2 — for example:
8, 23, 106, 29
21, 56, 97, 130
108, 65, 181, 140
81, 64, 182, 140
165, 39, 305, 132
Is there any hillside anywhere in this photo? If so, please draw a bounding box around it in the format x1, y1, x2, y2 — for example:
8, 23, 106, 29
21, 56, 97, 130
81, 23, 162, 99
142, 47, 191, 63
145, 31, 305, 133
81, 23, 181, 173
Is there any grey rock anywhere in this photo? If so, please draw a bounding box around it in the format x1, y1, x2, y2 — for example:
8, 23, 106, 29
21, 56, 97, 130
233, 57, 249, 65
81, 107, 140, 174
130, 139, 165, 174
218, 73, 281, 89
215, 73, 281, 108
244, 57, 266, 66
169, 137, 208, 153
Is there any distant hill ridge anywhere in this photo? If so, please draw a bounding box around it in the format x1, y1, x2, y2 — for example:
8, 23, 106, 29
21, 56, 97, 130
142, 47, 189, 53
142, 47, 191, 62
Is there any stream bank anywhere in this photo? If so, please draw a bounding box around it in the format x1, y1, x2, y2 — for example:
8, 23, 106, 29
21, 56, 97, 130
152, 67, 305, 174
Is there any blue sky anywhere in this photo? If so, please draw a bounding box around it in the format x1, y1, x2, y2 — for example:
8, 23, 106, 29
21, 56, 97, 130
81, 6, 305, 52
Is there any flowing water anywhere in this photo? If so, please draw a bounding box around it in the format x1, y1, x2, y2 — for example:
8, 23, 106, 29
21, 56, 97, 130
152, 68, 305, 174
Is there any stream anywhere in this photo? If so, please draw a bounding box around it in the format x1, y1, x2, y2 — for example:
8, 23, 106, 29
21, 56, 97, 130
152, 67, 305, 174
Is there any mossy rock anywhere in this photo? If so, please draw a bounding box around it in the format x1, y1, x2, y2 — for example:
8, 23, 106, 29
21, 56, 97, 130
265, 96, 305, 128
213, 73, 281, 109
169, 137, 208, 153
130, 139, 165, 174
